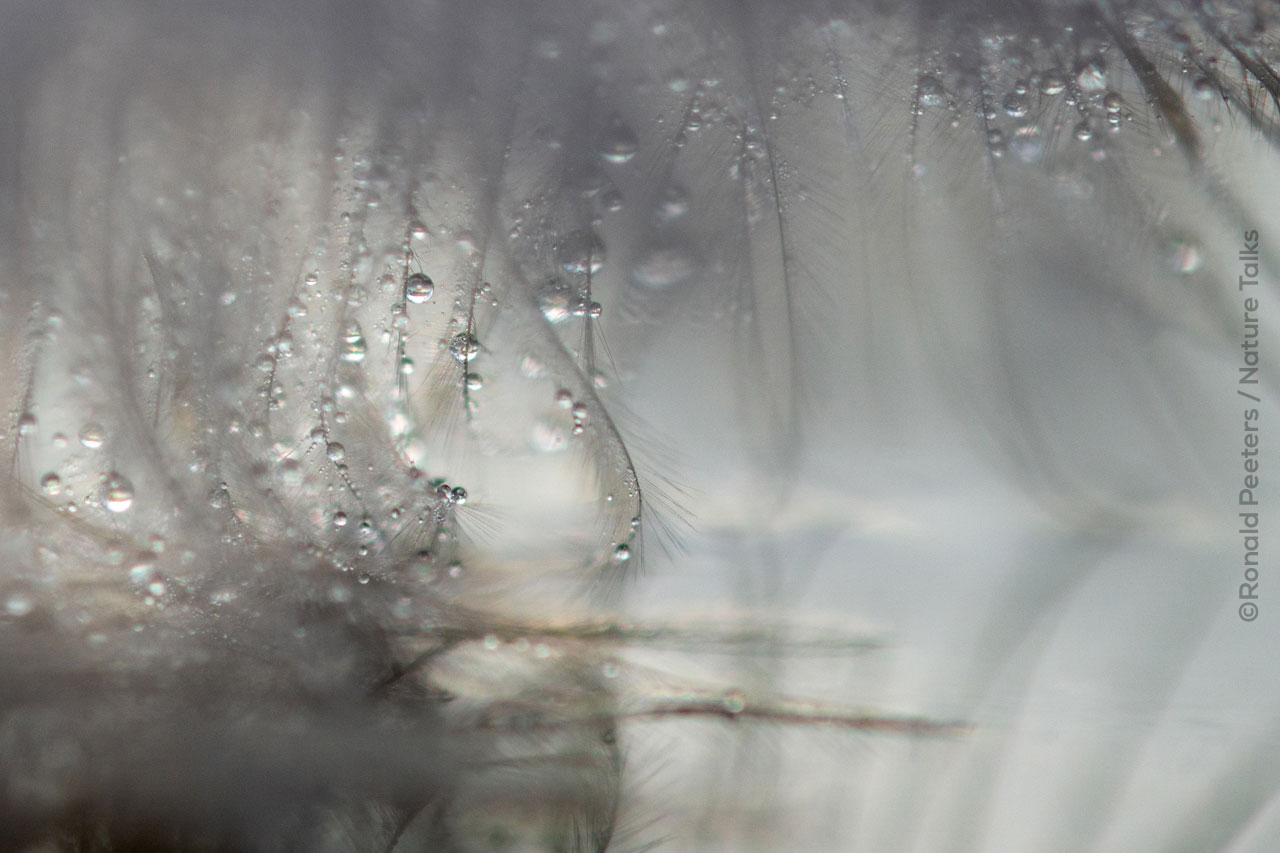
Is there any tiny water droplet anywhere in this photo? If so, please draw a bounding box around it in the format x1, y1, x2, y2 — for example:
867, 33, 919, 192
655, 185, 689, 222
598, 114, 639, 163
6, 593, 33, 616
17, 413, 37, 435
1002, 92, 1030, 118
1164, 237, 1204, 275
1010, 126, 1044, 163
101, 473, 134, 513
341, 322, 367, 362
631, 244, 694, 289
601, 187, 624, 212
327, 442, 346, 462
449, 332, 480, 364
537, 277, 574, 324
557, 229, 607, 275
612, 543, 631, 563
916, 75, 945, 108
1075, 58, 1107, 92
40, 472, 62, 496
1039, 70, 1066, 95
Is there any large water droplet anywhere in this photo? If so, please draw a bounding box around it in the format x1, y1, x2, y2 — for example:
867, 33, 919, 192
405, 272, 435, 304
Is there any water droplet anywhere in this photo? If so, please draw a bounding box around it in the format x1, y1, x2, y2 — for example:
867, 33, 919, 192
208, 487, 230, 509
449, 332, 480, 364
341, 322, 367, 362
332, 511, 348, 528
327, 442, 345, 462
40, 472, 62, 496
631, 244, 694, 289
601, 187, 624, 212
916, 75, 945, 108
1074, 121, 1093, 142
78, 422, 104, 448
1103, 92, 1123, 113
1009, 126, 1044, 163
1039, 70, 1066, 95
598, 114, 638, 163
612, 544, 631, 563
557, 229, 606, 275
1075, 58, 1107, 92
303, 272, 319, 287
537, 277, 574, 324
6, 593, 34, 616
101, 473, 134, 513
17, 413, 37, 436
655, 185, 689, 222
405, 272, 434, 304
345, 285, 368, 308
1164, 237, 1204, 274
1002, 92, 1030, 118
722, 690, 746, 714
